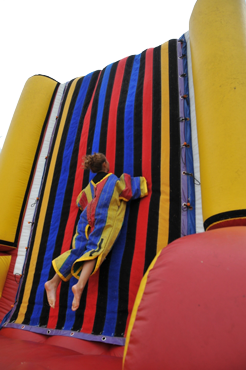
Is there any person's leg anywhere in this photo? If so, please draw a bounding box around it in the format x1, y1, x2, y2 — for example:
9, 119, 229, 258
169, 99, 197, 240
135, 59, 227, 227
53, 215, 88, 281
71, 259, 96, 311
45, 213, 89, 309
45, 273, 62, 309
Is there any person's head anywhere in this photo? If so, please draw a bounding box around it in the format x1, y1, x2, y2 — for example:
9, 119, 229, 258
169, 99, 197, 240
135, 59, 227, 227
82, 153, 109, 173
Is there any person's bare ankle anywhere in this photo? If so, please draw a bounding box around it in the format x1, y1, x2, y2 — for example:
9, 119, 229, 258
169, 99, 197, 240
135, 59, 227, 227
71, 283, 84, 311
45, 280, 57, 309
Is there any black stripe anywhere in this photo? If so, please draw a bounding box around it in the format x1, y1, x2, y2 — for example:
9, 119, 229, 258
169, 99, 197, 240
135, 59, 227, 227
77, 71, 102, 189
87, 63, 119, 332
115, 55, 135, 177
69, 209, 86, 330
204, 209, 246, 230
115, 52, 146, 336
35, 74, 59, 83
86, 70, 105, 156
0, 240, 15, 247
91, 254, 111, 334
99, 62, 119, 155
92, 63, 122, 334
81, 70, 105, 191
72, 282, 88, 331
168, 40, 181, 243
55, 280, 70, 329
114, 200, 140, 337
10, 80, 74, 324
134, 51, 146, 176
144, 45, 162, 274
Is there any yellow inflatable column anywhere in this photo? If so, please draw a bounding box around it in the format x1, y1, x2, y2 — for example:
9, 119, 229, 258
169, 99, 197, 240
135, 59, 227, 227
189, 0, 246, 230
0, 75, 58, 250
0, 255, 11, 297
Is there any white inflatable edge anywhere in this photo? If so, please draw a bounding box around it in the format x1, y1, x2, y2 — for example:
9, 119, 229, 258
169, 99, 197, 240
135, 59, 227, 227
14, 83, 66, 275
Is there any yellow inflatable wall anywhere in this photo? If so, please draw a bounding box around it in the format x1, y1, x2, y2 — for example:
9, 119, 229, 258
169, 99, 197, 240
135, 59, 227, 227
190, 0, 246, 230
0, 76, 58, 250
0, 255, 11, 298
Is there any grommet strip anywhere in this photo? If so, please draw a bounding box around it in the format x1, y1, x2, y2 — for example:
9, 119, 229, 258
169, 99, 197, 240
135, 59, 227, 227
182, 202, 193, 210
182, 171, 193, 177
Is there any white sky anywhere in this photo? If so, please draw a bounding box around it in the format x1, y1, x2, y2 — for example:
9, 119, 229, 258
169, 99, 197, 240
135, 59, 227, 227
0, 0, 197, 150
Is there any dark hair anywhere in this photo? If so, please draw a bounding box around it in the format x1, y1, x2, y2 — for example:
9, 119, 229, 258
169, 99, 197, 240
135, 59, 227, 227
82, 153, 107, 173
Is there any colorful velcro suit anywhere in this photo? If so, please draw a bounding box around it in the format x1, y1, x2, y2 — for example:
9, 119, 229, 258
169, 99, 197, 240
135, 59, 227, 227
52, 173, 148, 281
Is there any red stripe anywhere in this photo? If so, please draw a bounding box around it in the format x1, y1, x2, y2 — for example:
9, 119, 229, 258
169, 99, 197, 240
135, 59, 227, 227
47, 73, 101, 329
80, 271, 100, 333
82, 59, 128, 334
47, 284, 61, 328
125, 49, 153, 334
106, 57, 128, 173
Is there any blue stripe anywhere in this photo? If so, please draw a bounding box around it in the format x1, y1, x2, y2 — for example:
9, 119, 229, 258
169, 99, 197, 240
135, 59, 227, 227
30, 73, 93, 325
89, 64, 113, 182
63, 275, 77, 330
103, 55, 141, 336
102, 206, 130, 336
124, 54, 141, 176
182, 35, 196, 235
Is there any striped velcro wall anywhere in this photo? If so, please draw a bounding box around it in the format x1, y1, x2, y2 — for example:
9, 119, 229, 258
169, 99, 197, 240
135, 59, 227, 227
5, 40, 196, 344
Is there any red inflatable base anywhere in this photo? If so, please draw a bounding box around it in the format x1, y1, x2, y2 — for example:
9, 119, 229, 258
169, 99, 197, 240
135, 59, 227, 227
0, 249, 19, 323
0, 328, 123, 370
125, 227, 246, 370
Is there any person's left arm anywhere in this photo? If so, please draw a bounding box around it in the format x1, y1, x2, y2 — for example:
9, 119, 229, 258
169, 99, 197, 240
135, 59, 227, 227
117, 174, 148, 201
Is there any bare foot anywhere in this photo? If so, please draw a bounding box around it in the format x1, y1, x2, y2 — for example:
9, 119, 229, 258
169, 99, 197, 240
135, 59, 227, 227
71, 283, 84, 311
45, 280, 58, 309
